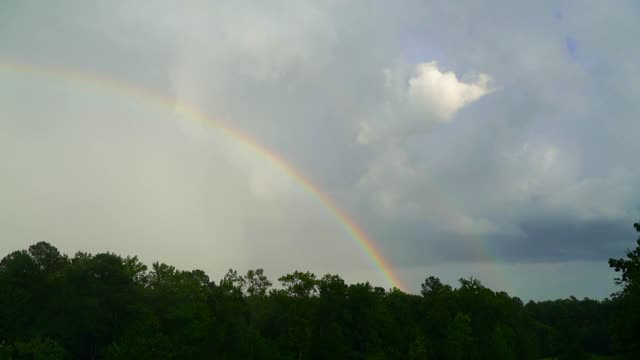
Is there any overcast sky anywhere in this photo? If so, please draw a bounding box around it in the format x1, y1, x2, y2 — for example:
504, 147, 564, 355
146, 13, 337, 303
1, 0, 639, 300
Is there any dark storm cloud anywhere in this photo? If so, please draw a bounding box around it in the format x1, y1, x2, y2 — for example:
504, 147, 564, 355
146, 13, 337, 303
503, 218, 634, 262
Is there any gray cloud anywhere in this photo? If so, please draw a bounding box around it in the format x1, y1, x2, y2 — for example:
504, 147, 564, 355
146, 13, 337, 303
1, 0, 639, 298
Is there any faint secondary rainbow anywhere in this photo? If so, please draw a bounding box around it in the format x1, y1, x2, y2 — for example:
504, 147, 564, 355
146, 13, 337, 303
0, 58, 409, 291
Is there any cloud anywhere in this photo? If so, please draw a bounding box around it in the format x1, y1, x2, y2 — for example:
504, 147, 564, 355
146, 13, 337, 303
170, 45, 295, 200
1, 0, 640, 298
357, 61, 492, 144
407, 62, 492, 121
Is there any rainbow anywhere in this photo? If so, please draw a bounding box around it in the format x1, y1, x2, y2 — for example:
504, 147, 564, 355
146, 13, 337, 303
0, 58, 410, 291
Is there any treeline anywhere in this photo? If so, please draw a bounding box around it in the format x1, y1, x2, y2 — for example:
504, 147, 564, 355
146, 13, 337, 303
1, 224, 639, 359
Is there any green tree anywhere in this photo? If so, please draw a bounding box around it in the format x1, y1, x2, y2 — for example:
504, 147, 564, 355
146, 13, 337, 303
0, 241, 622, 359
62, 252, 147, 358
445, 313, 473, 360
490, 325, 514, 360
421, 276, 451, 296
408, 332, 429, 360
13, 337, 67, 360
219, 269, 246, 297
278, 271, 318, 298
145, 264, 212, 358
0, 250, 41, 342
27, 242, 68, 273
608, 220, 640, 358
245, 268, 272, 297
311, 274, 350, 359
419, 276, 454, 357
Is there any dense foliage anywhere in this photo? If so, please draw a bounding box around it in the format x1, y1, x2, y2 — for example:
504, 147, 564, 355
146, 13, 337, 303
1, 220, 638, 359
608, 221, 640, 359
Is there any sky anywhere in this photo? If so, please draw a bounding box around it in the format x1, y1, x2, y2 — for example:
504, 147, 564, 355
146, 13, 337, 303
1, 0, 639, 300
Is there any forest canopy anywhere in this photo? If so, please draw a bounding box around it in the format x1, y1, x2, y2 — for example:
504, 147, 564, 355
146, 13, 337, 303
1, 220, 639, 359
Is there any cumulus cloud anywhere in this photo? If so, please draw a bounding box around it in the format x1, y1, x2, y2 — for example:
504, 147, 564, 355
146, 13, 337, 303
357, 61, 492, 144
407, 62, 492, 121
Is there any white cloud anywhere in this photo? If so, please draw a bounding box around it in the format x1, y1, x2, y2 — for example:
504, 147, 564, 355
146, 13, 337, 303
407, 62, 492, 121
357, 61, 492, 144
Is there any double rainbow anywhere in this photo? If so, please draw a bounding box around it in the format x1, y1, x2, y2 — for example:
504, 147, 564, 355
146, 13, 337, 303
1, 59, 410, 291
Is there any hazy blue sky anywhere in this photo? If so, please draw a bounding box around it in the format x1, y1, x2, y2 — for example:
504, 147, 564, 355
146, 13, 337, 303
2, 0, 639, 300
